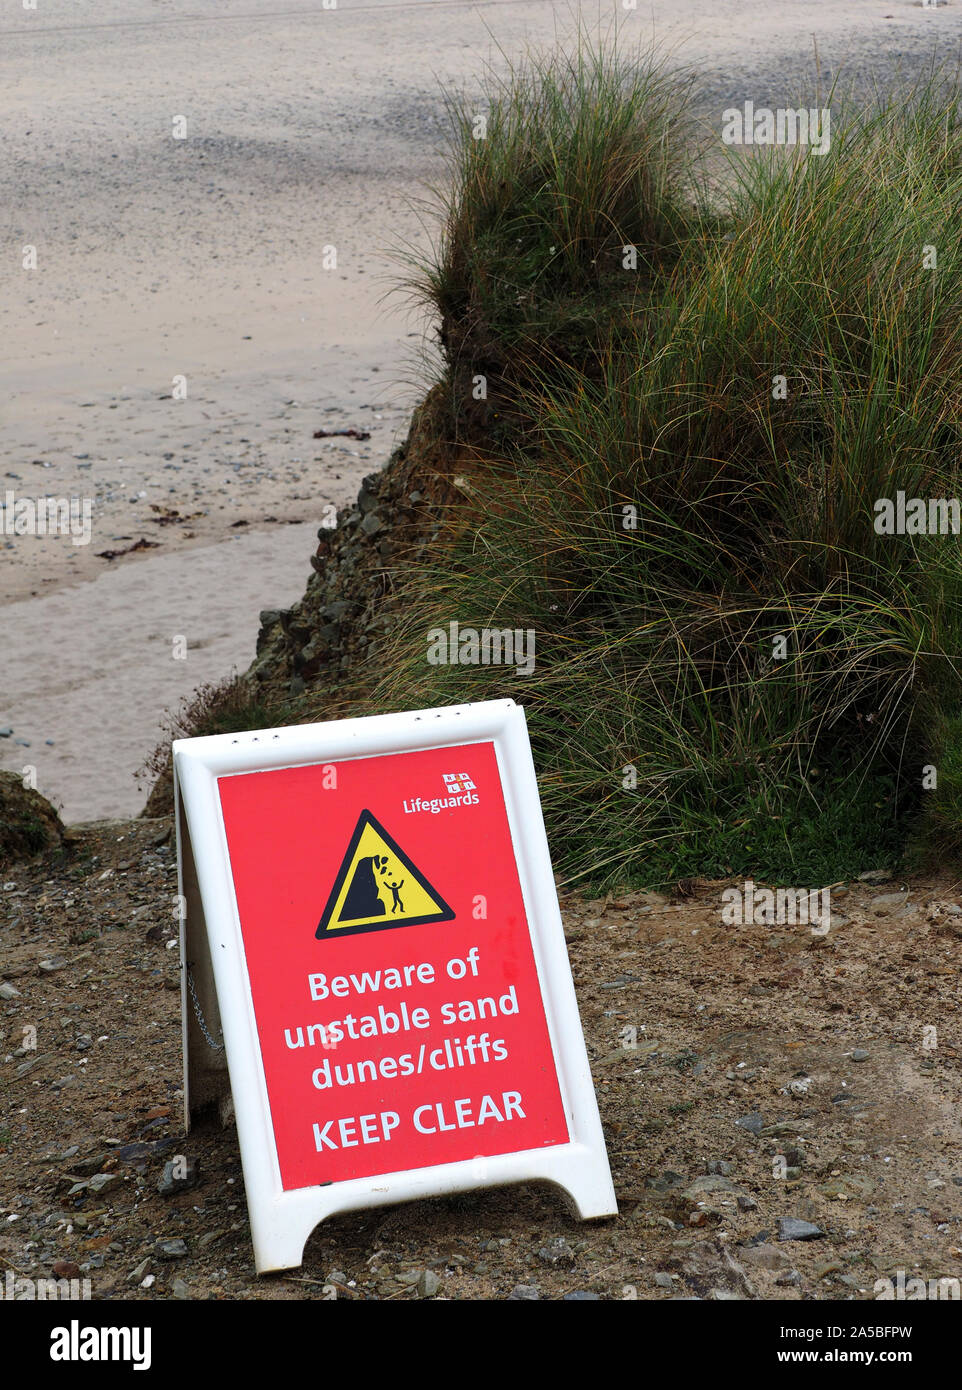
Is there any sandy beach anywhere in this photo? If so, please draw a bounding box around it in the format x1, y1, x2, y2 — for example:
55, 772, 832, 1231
2, 0, 961, 820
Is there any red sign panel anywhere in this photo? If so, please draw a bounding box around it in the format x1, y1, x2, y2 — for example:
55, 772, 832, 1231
217, 741, 570, 1190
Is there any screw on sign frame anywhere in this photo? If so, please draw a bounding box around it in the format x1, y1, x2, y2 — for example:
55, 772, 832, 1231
174, 699, 617, 1274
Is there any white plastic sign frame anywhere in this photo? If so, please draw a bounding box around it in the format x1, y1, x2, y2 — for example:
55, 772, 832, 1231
174, 698, 617, 1273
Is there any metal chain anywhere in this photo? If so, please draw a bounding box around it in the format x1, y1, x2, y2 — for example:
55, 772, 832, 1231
185, 965, 224, 1050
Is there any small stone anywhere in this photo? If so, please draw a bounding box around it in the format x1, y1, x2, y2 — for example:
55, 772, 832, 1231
537, 1237, 575, 1267
707, 1160, 734, 1176
155, 1238, 188, 1260
507, 1285, 540, 1300
417, 1269, 440, 1298
736, 1195, 758, 1212
653, 1271, 673, 1288
0, 982, 20, 999
563, 1291, 601, 1300
869, 892, 909, 914
818, 1175, 874, 1201
735, 1112, 764, 1136
857, 869, 891, 884
129, 1259, 151, 1283
171, 1278, 190, 1300
645, 1170, 686, 1193
683, 1175, 739, 1201
851, 1049, 870, 1062
775, 1269, 802, 1286
87, 1172, 122, 1194
38, 959, 66, 973
777, 1218, 825, 1242
157, 1157, 200, 1196
740, 1243, 790, 1272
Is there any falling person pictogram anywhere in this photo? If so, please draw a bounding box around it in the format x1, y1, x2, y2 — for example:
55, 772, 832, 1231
316, 811, 455, 939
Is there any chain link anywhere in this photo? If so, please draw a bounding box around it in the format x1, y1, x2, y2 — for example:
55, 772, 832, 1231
185, 965, 224, 1051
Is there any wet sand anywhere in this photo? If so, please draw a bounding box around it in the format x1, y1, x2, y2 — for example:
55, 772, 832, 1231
2, 0, 959, 818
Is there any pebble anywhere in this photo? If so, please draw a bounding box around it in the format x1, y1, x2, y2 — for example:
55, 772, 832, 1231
0, 982, 20, 999
157, 1157, 201, 1196
507, 1285, 540, 1300
171, 1278, 191, 1300
740, 1243, 790, 1271
735, 1112, 764, 1135
777, 1218, 825, 1242
817, 1176, 875, 1206
683, 1175, 740, 1201
563, 1291, 601, 1300
15, 1054, 50, 1080
869, 892, 909, 914
762, 1121, 811, 1137
537, 1237, 575, 1267
87, 1172, 122, 1194
417, 1269, 440, 1299
155, 1238, 188, 1260
852, 1048, 870, 1062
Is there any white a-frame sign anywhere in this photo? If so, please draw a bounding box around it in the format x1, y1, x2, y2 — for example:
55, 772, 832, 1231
174, 698, 617, 1273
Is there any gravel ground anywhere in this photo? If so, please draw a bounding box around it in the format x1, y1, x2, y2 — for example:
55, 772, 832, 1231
2, 820, 960, 1300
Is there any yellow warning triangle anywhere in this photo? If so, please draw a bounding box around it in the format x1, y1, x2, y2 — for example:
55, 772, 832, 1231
316, 810, 456, 940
